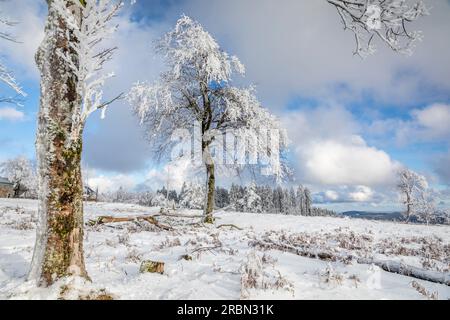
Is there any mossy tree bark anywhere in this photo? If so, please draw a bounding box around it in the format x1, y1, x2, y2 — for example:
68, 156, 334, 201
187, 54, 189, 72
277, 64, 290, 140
29, 0, 89, 286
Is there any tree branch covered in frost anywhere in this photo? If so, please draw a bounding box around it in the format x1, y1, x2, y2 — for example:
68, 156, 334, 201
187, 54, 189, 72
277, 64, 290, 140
327, 0, 429, 57
128, 16, 289, 181
396, 168, 441, 224
52, 0, 123, 139
0, 0, 26, 102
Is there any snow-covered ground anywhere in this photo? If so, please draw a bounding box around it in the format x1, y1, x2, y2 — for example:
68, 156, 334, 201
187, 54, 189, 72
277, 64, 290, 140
0, 198, 448, 300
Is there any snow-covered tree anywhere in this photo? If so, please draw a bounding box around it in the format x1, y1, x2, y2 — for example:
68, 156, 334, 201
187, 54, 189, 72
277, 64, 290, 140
259, 185, 274, 214
229, 183, 245, 212
128, 16, 288, 224
0, 156, 37, 198
287, 187, 297, 215
215, 186, 230, 209
415, 189, 437, 225
243, 182, 262, 213
304, 188, 312, 216
0, 0, 26, 104
179, 182, 205, 210
327, 0, 429, 57
396, 168, 428, 223
30, 0, 123, 286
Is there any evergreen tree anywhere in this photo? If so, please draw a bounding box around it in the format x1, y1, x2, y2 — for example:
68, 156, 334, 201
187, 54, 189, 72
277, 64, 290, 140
243, 182, 262, 213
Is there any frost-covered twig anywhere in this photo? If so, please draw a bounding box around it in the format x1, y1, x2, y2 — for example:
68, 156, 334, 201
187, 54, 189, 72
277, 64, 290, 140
52, 0, 123, 140
327, 0, 429, 57
0, 1, 26, 101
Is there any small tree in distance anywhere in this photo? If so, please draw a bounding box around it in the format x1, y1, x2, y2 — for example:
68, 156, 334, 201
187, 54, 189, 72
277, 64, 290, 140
0, 156, 37, 198
397, 168, 428, 223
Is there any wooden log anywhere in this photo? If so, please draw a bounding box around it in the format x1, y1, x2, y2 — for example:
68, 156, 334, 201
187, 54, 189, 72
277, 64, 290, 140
357, 257, 450, 286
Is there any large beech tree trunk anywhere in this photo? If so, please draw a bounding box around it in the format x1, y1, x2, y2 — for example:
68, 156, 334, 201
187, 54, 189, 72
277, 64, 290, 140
29, 0, 88, 286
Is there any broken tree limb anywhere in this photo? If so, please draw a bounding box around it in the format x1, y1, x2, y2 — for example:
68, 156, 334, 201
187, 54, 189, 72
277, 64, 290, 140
249, 239, 337, 262
88, 215, 173, 231
217, 224, 243, 231
357, 257, 450, 286
152, 213, 206, 219
190, 245, 223, 255
250, 238, 450, 286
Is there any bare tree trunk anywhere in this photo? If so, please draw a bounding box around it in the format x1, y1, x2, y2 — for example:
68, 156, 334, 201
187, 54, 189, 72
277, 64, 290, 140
29, 1, 88, 286
405, 192, 411, 223
202, 143, 215, 224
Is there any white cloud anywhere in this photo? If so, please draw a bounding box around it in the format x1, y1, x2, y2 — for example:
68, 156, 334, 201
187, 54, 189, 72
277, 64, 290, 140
432, 151, 450, 186
349, 186, 375, 202
315, 185, 386, 204
370, 103, 450, 146
305, 138, 399, 186
283, 105, 400, 188
324, 190, 339, 201
87, 173, 137, 194
0, 0, 45, 80
412, 103, 450, 138
0, 107, 24, 121
144, 158, 203, 192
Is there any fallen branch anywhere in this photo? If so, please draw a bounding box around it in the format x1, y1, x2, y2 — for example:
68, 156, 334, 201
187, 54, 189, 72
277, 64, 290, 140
357, 257, 450, 286
217, 224, 243, 231
250, 238, 450, 286
190, 245, 223, 255
250, 239, 337, 261
88, 215, 173, 231
153, 213, 205, 219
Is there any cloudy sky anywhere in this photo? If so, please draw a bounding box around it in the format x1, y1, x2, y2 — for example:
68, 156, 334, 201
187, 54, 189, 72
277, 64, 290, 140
0, 0, 449, 212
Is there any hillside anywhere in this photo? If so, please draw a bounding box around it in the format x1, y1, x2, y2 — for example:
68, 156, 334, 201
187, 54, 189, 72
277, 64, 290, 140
0, 199, 448, 300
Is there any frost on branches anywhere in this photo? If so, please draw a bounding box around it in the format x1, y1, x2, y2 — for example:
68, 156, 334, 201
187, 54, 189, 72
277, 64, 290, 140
30, 0, 122, 286
0, 157, 37, 198
397, 168, 439, 224
327, 0, 429, 57
0, 0, 26, 104
179, 182, 205, 210
52, 0, 124, 139
243, 182, 262, 213
128, 16, 288, 223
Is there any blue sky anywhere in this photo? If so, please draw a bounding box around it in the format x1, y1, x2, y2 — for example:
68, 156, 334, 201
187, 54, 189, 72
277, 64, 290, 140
0, 0, 449, 212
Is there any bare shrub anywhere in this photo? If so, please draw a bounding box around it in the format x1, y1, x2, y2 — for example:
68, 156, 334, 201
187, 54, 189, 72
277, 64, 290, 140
125, 249, 142, 263
240, 251, 294, 299
158, 237, 181, 249
318, 264, 343, 288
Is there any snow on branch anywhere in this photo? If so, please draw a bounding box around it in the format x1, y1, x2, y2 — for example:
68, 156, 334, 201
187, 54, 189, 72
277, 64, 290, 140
327, 0, 429, 57
0, 62, 26, 99
0, 1, 26, 100
52, 0, 123, 134
156, 15, 245, 84
128, 16, 289, 182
